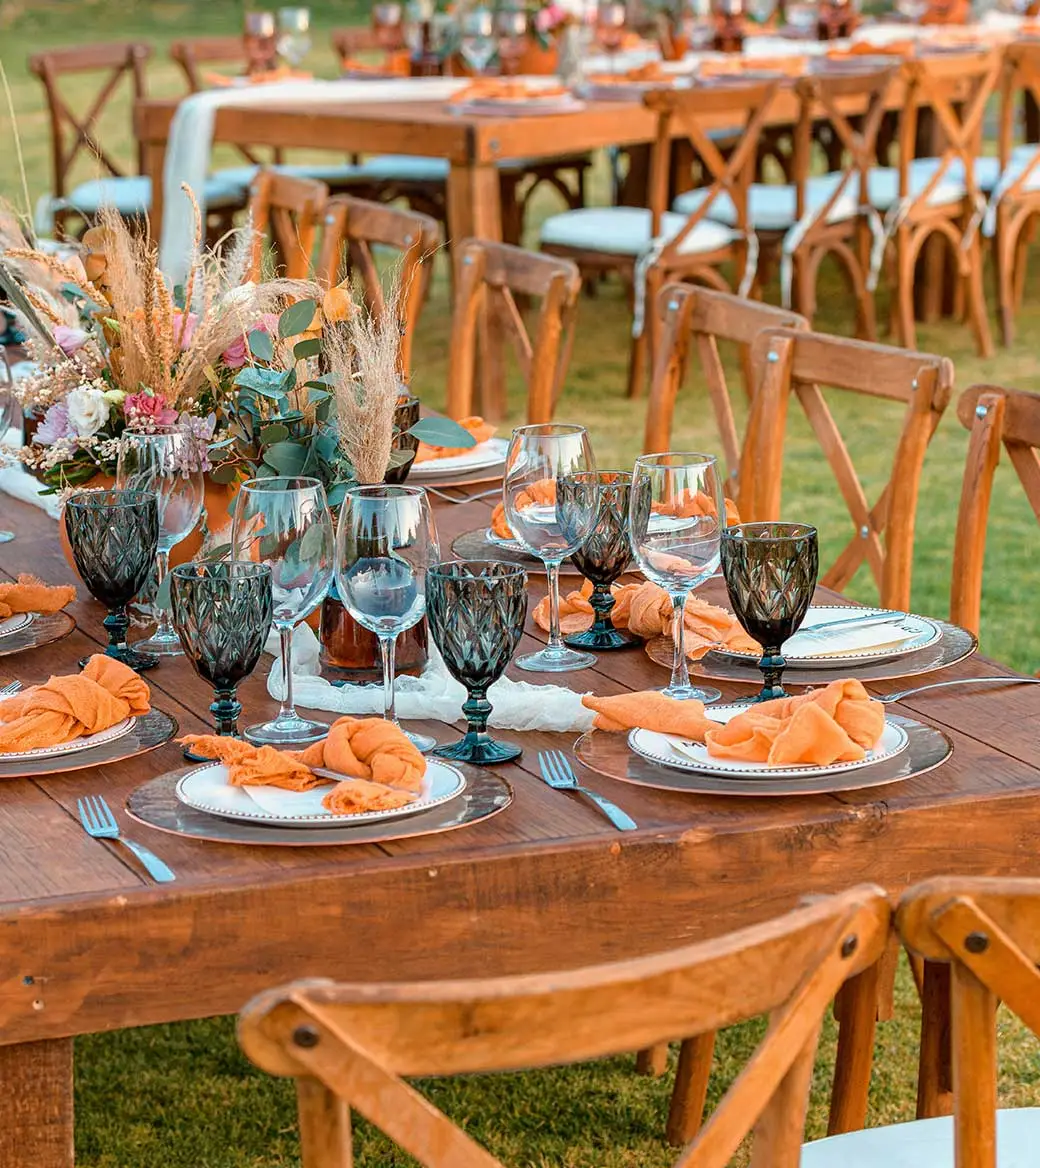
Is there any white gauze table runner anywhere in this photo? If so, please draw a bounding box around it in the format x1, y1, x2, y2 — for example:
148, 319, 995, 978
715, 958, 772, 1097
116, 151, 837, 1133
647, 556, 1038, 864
159, 76, 469, 284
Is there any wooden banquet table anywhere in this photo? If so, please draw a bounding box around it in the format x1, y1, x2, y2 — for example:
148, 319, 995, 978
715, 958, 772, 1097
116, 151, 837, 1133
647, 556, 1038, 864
4, 486, 1040, 1166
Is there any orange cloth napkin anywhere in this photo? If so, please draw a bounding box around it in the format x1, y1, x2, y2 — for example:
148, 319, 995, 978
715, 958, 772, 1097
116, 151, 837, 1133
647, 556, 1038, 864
492, 478, 557, 540
296, 716, 427, 793
341, 52, 410, 76
623, 582, 760, 659
0, 654, 150, 754
178, 734, 326, 791
532, 578, 645, 635
491, 502, 514, 540
449, 79, 569, 103
414, 415, 496, 463
323, 777, 416, 814
0, 575, 76, 620
587, 61, 669, 84
204, 67, 312, 87
651, 491, 741, 525
705, 679, 886, 766
582, 691, 716, 739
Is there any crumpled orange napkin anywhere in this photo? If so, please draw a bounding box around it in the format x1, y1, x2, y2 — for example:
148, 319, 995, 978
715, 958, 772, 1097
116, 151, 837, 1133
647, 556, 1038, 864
322, 777, 415, 814
582, 691, 716, 739
449, 79, 569, 103
491, 479, 557, 541
0, 575, 76, 620
532, 578, 645, 635
415, 415, 496, 463
651, 491, 741, 525
178, 734, 326, 791
296, 716, 427, 793
0, 654, 150, 753
624, 582, 760, 659
705, 679, 886, 766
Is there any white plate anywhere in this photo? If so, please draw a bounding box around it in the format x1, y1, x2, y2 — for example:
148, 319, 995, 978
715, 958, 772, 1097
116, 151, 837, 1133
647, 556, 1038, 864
713, 605, 942, 668
628, 703, 909, 781
0, 711, 136, 760
175, 759, 467, 828
0, 613, 33, 639
450, 95, 586, 116
485, 527, 523, 551
408, 437, 508, 479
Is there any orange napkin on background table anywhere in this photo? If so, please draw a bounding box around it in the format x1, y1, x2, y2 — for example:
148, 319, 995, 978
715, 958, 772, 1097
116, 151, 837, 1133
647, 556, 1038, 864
0, 575, 76, 620
583, 691, 716, 739
414, 415, 496, 464
0, 654, 150, 754
449, 79, 569, 103
705, 679, 886, 767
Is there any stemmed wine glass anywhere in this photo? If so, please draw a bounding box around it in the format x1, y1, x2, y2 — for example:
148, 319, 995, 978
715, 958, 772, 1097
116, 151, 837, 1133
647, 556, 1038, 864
721, 523, 819, 702
373, 0, 405, 49
0, 353, 18, 544
335, 485, 440, 752
64, 489, 159, 670
116, 429, 205, 658
276, 7, 312, 67
171, 562, 274, 746
426, 560, 528, 764
747, 0, 777, 23
496, 6, 528, 75
503, 423, 599, 673
244, 11, 278, 74
683, 0, 715, 47
232, 476, 334, 745
459, 7, 496, 75
629, 452, 724, 702
596, 1, 628, 70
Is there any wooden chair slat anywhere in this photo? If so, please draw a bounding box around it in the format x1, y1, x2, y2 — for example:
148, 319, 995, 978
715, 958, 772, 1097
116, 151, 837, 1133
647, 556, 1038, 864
247, 170, 329, 282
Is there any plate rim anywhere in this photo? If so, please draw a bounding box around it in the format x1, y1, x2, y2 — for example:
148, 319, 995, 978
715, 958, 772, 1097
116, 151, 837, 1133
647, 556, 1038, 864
408, 437, 509, 480
0, 612, 34, 639
0, 714, 137, 761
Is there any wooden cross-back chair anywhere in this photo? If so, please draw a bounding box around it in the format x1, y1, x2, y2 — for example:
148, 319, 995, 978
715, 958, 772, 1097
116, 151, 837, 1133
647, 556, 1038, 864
315, 195, 440, 380
446, 239, 581, 425
247, 171, 329, 281
643, 284, 808, 489
742, 327, 954, 611
331, 24, 408, 69
884, 49, 1002, 358
950, 384, 1040, 638
238, 885, 890, 1168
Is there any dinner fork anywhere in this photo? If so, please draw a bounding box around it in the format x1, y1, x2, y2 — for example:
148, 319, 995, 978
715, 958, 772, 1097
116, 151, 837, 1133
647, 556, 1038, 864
76, 795, 176, 882
536, 750, 637, 832
423, 485, 503, 505
876, 675, 1040, 703
0, 680, 21, 697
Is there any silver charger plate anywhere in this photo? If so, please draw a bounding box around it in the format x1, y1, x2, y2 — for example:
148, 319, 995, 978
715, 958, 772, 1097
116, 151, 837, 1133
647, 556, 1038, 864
127, 766, 513, 846
574, 714, 952, 797
0, 611, 76, 659
0, 708, 177, 778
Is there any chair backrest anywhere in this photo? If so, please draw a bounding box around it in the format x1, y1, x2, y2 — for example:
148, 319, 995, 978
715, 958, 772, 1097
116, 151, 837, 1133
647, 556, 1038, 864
897, 876, 1040, 1165
644, 284, 808, 491
331, 24, 406, 65
996, 43, 1040, 203
315, 195, 441, 380
950, 384, 1040, 637
247, 170, 329, 281
445, 238, 582, 425
169, 36, 249, 92
28, 41, 152, 199
239, 884, 889, 1168
743, 327, 954, 610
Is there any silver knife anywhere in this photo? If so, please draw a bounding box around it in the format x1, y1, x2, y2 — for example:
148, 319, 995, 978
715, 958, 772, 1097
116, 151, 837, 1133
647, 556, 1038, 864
792, 612, 908, 639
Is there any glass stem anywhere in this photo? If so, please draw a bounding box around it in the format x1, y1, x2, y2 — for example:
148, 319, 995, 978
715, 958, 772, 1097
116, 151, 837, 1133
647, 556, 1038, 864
153, 548, 175, 641
211, 687, 242, 736
670, 590, 692, 692
104, 607, 130, 652
277, 622, 298, 723
545, 559, 564, 653
589, 583, 616, 634
379, 633, 398, 724
463, 687, 491, 741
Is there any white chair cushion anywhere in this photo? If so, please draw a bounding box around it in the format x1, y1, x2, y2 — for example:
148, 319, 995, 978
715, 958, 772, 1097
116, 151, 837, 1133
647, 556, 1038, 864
539, 206, 737, 256
672, 173, 858, 231
801, 1108, 1040, 1167
868, 158, 969, 212
352, 155, 450, 183
214, 163, 368, 189
65, 175, 244, 216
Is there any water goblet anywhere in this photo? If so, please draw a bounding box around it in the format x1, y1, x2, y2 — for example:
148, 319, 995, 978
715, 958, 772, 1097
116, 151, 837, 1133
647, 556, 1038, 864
629, 452, 724, 702
116, 428, 205, 658
64, 489, 160, 671
721, 522, 819, 702
373, 0, 405, 48
496, 6, 528, 74
244, 10, 278, 73
171, 562, 274, 750
277, 6, 312, 67
504, 423, 598, 672
427, 560, 528, 764
683, 0, 715, 47
596, 1, 627, 67
459, 7, 496, 75
557, 470, 639, 651
335, 485, 440, 752
232, 476, 334, 745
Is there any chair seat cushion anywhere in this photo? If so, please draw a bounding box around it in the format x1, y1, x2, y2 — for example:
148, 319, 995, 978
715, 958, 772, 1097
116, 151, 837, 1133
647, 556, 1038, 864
214, 163, 369, 189
867, 158, 970, 212
65, 175, 244, 216
539, 206, 737, 257
672, 173, 857, 231
801, 1108, 1040, 1167
352, 155, 450, 183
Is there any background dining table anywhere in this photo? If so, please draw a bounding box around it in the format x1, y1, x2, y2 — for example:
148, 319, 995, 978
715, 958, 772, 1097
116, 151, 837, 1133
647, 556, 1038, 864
2, 485, 1040, 1167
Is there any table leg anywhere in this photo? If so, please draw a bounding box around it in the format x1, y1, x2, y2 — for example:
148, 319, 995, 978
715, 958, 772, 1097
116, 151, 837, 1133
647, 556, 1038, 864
0, 1038, 74, 1168
144, 139, 167, 245
446, 162, 502, 246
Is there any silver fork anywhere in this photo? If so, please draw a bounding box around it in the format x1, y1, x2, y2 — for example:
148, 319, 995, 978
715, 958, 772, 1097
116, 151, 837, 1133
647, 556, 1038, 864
876, 676, 1040, 703
0, 681, 22, 697
423, 485, 503, 505
77, 795, 175, 882
537, 750, 637, 832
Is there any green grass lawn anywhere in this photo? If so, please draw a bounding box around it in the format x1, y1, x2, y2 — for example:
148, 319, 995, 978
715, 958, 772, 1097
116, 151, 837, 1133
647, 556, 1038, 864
5, 3, 1040, 1163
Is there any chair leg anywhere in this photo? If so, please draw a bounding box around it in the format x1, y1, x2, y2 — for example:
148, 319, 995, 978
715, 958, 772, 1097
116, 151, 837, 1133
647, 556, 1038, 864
297, 1077, 353, 1168
666, 1033, 716, 1146
635, 1045, 668, 1076
965, 236, 993, 359
894, 231, 918, 351
996, 222, 1016, 348
916, 960, 954, 1120
828, 959, 881, 1135
626, 317, 649, 400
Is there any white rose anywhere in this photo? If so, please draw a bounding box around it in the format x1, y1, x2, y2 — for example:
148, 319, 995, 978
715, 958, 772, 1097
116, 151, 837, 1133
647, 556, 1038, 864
66, 388, 110, 437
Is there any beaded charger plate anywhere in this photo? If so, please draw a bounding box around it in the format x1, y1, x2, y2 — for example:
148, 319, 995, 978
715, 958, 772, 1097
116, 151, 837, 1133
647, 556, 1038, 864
127, 765, 513, 846
573, 714, 952, 797
0, 708, 178, 779
0, 611, 76, 659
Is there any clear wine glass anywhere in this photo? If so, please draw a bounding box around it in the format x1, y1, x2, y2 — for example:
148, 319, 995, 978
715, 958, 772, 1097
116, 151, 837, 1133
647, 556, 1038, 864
232, 476, 334, 745
116, 429, 205, 658
460, 7, 496, 75
683, 0, 715, 47
496, 6, 528, 74
373, 0, 405, 49
503, 423, 599, 673
276, 6, 312, 67
244, 10, 278, 74
335, 485, 440, 752
596, 0, 628, 68
0, 354, 18, 544
629, 452, 725, 703
747, 0, 777, 23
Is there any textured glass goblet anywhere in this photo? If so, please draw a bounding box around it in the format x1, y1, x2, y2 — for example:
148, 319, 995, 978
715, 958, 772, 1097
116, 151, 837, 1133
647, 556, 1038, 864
171, 562, 274, 747
558, 470, 639, 651
384, 394, 420, 485
720, 522, 819, 702
426, 560, 528, 765
64, 489, 160, 671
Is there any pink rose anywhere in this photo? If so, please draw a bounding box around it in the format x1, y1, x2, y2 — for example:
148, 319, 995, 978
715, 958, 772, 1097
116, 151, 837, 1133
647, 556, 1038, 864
53, 325, 89, 356
174, 311, 198, 352
222, 312, 281, 370
124, 391, 179, 429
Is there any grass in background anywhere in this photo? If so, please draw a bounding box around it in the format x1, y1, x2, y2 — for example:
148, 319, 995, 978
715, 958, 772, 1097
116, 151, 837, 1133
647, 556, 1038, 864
3, 3, 1040, 1163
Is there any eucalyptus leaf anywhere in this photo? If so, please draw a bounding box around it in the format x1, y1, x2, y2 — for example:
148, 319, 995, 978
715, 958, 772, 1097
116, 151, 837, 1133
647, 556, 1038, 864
327, 481, 351, 508
298, 523, 327, 564
209, 463, 240, 485
307, 387, 330, 406
407, 416, 478, 449
281, 366, 297, 393
293, 337, 321, 361
260, 423, 290, 445
248, 329, 275, 362
235, 366, 286, 396
305, 374, 339, 389
262, 441, 309, 475
278, 298, 317, 339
